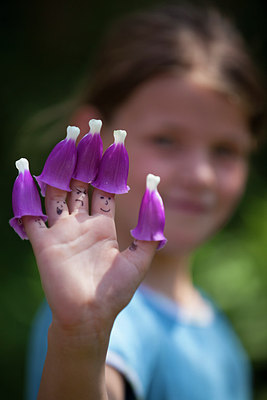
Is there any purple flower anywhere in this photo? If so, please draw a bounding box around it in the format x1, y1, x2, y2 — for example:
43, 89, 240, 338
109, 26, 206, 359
92, 129, 129, 194
9, 158, 47, 240
35, 126, 80, 196
72, 119, 103, 183
131, 174, 167, 249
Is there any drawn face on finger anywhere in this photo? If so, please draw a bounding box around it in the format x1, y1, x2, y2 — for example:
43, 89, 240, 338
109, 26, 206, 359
99, 195, 112, 213
56, 200, 66, 215
91, 190, 115, 217
34, 217, 46, 228
74, 186, 87, 207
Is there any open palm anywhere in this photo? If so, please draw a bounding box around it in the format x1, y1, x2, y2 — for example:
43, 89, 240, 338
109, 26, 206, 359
23, 182, 157, 336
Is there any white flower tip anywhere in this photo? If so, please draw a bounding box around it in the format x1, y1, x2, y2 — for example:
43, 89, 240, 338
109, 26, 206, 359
114, 130, 127, 144
146, 173, 160, 191
15, 158, 29, 174
66, 125, 80, 141
89, 119, 102, 134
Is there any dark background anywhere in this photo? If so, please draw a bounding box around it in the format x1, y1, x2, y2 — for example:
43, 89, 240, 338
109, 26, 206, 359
1, 1, 267, 399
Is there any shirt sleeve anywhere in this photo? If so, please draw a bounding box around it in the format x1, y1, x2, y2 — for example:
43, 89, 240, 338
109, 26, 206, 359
25, 300, 52, 400
106, 292, 160, 400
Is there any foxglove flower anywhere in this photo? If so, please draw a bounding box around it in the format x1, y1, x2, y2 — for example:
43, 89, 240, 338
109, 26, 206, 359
9, 158, 47, 240
92, 129, 129, 194
35, 126, 80, 196
72, 119, 103, 183
131, 174, 167, 249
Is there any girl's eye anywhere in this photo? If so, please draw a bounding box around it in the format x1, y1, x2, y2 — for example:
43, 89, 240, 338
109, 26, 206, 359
212, 144, 244, 159
152, 135, 175, 147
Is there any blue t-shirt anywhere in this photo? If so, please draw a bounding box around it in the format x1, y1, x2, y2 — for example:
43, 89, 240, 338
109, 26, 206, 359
26, 286, 252, 400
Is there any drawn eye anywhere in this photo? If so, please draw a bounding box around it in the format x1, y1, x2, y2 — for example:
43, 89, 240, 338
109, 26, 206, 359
100, 196, 104, 199
108, 197, 111, 200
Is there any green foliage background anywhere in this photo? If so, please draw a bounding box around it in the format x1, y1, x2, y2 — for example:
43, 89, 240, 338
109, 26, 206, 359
1, 0, 266, 399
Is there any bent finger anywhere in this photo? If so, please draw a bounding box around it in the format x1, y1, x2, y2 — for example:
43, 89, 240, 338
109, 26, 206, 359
45, 185, 69, 226
91, 188, 115, 219
68, 179, 89, 215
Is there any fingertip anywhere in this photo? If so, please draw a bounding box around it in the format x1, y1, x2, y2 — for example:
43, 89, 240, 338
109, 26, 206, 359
68, 179, 89, 215
122, 239, 158, 276
91, 189, 115, 218
45, 185, 69, 226
45, 184, 67, 198
22, 215, 47, 244
128, 239, 158, 253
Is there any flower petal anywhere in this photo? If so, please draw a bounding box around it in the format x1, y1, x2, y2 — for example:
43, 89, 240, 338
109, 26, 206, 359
72, 119, 103, 183
131, 174, 167, 249
91, 130, 129, 194
35, 126, 80, 196
9, 158, 47, 239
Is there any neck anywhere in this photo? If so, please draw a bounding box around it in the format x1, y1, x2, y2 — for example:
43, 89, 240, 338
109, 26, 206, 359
143, 251, 195, 305
142, 250, 214, 325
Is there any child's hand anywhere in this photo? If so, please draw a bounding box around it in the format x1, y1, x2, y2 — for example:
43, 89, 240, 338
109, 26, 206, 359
15, 128, 165, 398
23, 180, 157, 338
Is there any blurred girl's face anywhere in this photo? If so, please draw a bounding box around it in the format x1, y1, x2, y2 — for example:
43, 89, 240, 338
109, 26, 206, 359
102, 75, 251, 253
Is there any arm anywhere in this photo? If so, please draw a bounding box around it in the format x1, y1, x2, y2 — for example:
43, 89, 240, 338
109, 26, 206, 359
23, 182, 156, 400
38, 321, 108, 400
106, 367, 126, 400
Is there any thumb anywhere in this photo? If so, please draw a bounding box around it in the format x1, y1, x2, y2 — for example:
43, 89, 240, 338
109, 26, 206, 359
121, 239, 158, 281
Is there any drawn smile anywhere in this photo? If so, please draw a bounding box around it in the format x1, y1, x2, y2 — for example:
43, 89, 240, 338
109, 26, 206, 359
56, 207, 63, 215
100, 208, 111, 213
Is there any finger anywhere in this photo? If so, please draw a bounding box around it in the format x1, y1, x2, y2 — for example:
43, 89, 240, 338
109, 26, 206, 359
91, 189, 115, 218
22, 215, 47, 251
68, 179, 89, 215
122, 239, 158, 280
45, 185, 69, 226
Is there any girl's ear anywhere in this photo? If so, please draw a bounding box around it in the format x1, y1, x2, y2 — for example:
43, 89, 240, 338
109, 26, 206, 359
69, 104, 102, 142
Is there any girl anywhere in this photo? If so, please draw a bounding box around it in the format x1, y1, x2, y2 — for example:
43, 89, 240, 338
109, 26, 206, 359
24, 4, 265, 400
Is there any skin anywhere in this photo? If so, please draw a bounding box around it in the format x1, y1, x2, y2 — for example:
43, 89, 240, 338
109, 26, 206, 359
56, 200, 65, 215
103, 75, 251, 253
101, 75, 251, 308
23, 75, 252, 400
99, 195, 112, 213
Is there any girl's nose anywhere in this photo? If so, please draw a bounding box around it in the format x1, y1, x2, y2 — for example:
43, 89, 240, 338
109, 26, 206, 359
105, 200, 108, 205
178, 150, 215, 189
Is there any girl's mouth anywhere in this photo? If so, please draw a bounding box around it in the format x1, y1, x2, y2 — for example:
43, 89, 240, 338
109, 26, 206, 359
165, 198, 212, 214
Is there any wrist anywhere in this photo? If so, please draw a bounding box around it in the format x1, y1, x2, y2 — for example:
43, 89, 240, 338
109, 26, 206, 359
48, 317, 112, 361
39, 320, 110, 400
